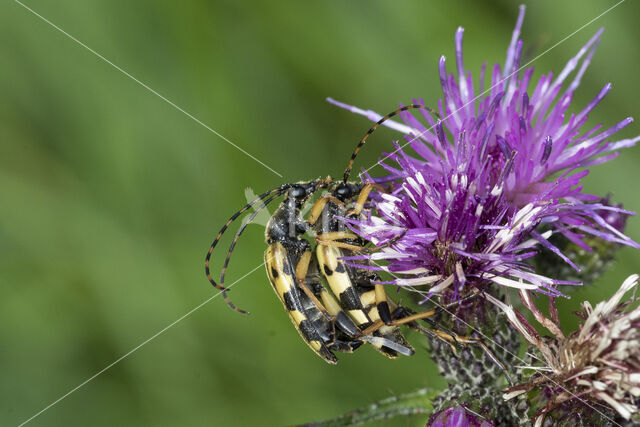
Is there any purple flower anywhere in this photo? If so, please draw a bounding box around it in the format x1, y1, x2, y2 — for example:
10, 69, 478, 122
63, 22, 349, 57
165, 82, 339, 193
427, 405, 493, 427
333, 5, 638, 298
341, 138, 575, 297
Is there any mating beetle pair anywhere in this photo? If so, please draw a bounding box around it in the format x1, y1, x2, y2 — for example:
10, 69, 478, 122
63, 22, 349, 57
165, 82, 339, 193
205, 104, 510, 382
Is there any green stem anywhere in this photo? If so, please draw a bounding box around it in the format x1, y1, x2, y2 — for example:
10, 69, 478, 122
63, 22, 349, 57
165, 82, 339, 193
296, 387, 438, 427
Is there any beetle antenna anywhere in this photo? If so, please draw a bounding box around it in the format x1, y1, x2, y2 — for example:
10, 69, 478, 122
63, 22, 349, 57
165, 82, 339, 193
205, 185, 289, 313
343, 104, 438, 183
218, 192, 283, 314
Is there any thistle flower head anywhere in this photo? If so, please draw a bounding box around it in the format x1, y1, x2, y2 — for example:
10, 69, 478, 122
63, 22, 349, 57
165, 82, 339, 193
332, 5, 638, 299
342, 152, 573, 299
501, 274, 640, 424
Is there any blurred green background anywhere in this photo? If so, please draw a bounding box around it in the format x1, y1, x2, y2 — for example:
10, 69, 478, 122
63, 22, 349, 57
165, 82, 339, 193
2, 1, 640, 425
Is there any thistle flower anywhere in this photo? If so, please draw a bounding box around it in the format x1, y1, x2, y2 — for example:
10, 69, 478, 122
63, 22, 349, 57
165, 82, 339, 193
343, 160, 574, 298
332, 5, 638, 298
493, 274, 640, 424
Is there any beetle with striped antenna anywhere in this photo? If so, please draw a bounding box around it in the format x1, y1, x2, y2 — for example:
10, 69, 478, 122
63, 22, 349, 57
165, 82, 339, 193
206, 176, 419, 362
204, 103, 430, 315
204, 104, 434, 360
204, 102, 512, 382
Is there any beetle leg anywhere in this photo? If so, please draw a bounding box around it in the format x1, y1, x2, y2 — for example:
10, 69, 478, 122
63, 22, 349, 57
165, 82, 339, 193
315, 231, 363, 252
346, 182, 385, 217
369, 284, 391, 325
361, 298, 512, 386
308, 195, 345, 225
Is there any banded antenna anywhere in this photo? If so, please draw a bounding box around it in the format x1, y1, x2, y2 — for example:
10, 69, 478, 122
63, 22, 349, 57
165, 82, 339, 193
217, 191, 282, 314
205, 177, 332, 314
343, 104, 439, 183
205, 184, 290, 313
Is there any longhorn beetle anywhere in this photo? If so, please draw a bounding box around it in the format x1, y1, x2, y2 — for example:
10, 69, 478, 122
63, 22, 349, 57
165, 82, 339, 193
205, 104, 429, 359
205, 103, 512, 382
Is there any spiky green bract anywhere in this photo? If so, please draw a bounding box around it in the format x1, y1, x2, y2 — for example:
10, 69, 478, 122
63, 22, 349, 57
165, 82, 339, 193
428, 296, 519, 386
533, 233, 621, 287
426, 296, 525, 425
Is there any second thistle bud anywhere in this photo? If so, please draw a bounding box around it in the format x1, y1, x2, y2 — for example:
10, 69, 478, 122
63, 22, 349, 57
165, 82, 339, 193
532, 197, 629, 287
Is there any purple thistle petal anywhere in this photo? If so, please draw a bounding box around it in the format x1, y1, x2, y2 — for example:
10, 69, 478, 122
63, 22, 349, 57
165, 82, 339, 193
503, 5, 526, 80
531, 230, 580, 271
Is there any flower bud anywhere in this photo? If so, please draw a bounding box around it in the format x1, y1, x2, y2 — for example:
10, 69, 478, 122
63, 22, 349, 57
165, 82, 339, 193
532, 196, 630, 286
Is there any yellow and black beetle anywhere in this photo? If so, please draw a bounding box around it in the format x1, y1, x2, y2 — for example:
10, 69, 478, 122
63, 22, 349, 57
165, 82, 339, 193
204, 103, 512, 382
205, 104, 430, 362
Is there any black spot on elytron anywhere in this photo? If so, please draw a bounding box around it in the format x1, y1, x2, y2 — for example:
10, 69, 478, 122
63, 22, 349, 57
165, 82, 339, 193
282, 290, 297, 311
323, 265, 333, 276
354, 278, 375, 291
270, 266, 279, 278
359, 319, 373, 329
339, 287, 364, 311
282, 260, 292, 275
335, 262, 346, 274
